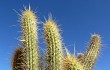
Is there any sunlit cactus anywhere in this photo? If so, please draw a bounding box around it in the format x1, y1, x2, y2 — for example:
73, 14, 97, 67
63, 48, 84, 70
11, 6, 102, 70
21, 7, 39, 70
82, 34, 101, 70
44, 18, 63, 70
12, 6, 39, 70
63, 55, 83, 70
63, 34, 101, 70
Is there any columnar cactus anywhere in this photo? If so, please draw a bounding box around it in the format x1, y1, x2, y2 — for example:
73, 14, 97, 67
21, 8, 39, 70
63, 35, 101, 70
82, 34, 101, 70
12, 7, 39, 70
44, 18, 63, 70
12, 6, 102, 70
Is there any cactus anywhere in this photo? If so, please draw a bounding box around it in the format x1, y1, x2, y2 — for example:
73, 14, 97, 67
63, 55, 83, 70
77, 53, 84, 64
63, 34, 101, 70
82, 34, 101, 70
12, 7, 39, 70
63, 49, 84, 70
12, 47, 27, 70
44, 18, 63, 70
12, 6, 102, 70
21, 7, 39, 70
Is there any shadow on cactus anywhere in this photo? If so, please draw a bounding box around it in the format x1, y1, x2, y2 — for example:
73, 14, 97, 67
12, 6, 102, 70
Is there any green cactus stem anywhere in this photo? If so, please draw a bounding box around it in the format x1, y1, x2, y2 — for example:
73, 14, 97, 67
82, 34, 101, 70
44, 18, 63, 70
20, 7, 39, 70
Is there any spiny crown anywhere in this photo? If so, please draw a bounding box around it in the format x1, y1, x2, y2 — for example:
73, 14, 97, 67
21, 7, 37, 24
91, 34, 101, 44
63, 55, 84, 70
44, 18, 62, 46
44, 18, 60, 32
64, 55, 76, 64
64, 49, 78, 68
77, 53, 84, 59
64, 48, 76, 63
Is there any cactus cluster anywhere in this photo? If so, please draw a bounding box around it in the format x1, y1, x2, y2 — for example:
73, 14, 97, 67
12, 6, 102, 70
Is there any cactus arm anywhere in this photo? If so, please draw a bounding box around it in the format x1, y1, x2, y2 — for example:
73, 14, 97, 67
82, 34, 101, 70
63, 56, 83, 70
63, 49, 83, 70
44, 19, 63, 70
21, 8, 39, 70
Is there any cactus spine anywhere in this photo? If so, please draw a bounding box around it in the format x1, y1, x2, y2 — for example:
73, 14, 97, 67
82, 34, 101, 70
44, 18, 63, 70
63, 48, 83, 70
12, 7, 39, 70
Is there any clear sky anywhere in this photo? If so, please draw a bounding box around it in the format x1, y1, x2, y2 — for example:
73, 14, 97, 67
0, 0, 110, 70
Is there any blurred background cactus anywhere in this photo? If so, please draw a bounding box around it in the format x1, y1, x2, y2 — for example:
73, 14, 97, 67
12, 6, 102, 70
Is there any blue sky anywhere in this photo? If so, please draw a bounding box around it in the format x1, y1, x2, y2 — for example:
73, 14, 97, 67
0, 0, 110, 70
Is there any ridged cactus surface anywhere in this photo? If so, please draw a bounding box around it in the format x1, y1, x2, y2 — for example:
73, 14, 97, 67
82, 34, 101, 70
44, 18, 63, 70
63, 56, 83, 70
21, 8, 39, 70
63, 49, 83, 70
12, 7, 39, 70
